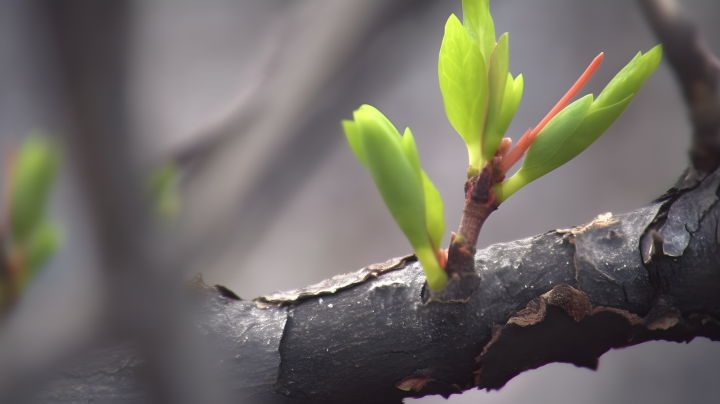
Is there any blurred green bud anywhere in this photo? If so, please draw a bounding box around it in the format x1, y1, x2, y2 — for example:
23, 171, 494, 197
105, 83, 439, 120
9, 135, 60, 242
147, 163, 182, 219
344, 105, 447, 290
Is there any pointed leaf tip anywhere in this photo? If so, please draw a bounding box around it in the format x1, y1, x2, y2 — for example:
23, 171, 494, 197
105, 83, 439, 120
462, 0, 495, 68
592, 45, 661, 112
438, 13, 488, 169
482, 32, 510, 163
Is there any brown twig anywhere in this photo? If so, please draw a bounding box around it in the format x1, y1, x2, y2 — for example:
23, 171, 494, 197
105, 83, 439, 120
429, 163, 499, 302
446, 164, 498, 276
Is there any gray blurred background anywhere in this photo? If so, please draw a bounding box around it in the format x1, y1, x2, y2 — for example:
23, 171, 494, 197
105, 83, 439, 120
1, 0, 720, 402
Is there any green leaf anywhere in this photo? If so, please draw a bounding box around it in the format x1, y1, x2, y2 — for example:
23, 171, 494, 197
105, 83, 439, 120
346, 105, 447, 290
495, 94, 593, 202
400, 128, 446, 272
556, 93, 635, 164
462, 0, 495, 68
400, 127, 445, 250
422, 170, 445, 250
493, 46, 661, 203
482, 33, 510, 163
522, 95, 594, 171
401, 127, 422, 181
438, 13, 488, 170
496, 93, 636, 203
10, 135, 60, 242
591, 44, 661, 112
355, 109, 425, 252
495, 73, 524, 145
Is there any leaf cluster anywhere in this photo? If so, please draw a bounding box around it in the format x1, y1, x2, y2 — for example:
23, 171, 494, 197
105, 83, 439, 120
342, 0, 661, 291
5, 135, 61, 293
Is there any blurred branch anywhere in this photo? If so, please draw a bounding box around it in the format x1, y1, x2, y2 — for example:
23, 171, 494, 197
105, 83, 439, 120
638, 0, 720, 173
0, 1, 228, 403
172, 0, 439, 267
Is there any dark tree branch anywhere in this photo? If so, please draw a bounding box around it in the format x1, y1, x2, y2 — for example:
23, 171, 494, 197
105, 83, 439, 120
35, 169, 720, 403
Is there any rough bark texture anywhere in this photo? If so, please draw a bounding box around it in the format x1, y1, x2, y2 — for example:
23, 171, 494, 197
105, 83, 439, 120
34, 166, 720, 403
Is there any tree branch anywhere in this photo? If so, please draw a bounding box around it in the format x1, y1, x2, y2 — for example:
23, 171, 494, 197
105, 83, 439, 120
35, 164, 720, 403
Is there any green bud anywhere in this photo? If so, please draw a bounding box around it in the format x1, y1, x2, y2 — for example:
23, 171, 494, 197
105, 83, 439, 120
344, 105, 447, 290
9, 135, 60, 242
147, 163, 182, 219
495, 73, 524, 149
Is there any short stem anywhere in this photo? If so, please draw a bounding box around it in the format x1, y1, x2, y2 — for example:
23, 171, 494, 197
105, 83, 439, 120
445, 163, 498, 275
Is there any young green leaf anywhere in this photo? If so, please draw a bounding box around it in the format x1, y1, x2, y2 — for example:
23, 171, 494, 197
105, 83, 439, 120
401, 127, 422, 180
462, 0, 495, 69
591, 44, 662, 112
482, 33, 510, 163
346, 105, 447, 290
421, 171, 444, 250
354, 108, 425, 250
522, 95, 595, 171
9, 135, 60, 242
494, 73, 524, 145
438, 13, 488, 171
554, 93, 635, 164
494, 45, 661, 203
495, 95, 593, 202
401, 128, 446, 261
